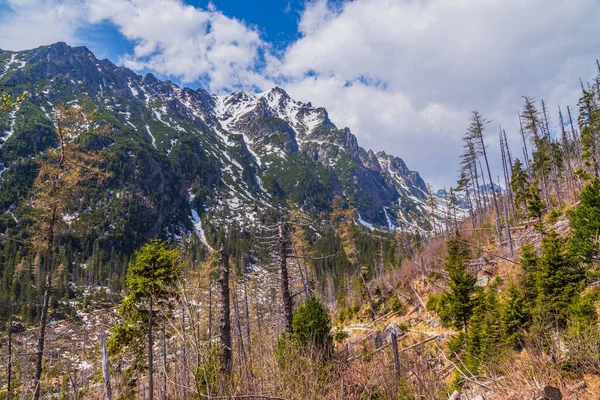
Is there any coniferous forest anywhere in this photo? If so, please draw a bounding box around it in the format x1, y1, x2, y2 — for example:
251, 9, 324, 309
2, 41, 600, 400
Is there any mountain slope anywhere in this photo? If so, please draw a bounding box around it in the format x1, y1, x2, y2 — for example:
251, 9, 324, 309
0, 42, 436, 252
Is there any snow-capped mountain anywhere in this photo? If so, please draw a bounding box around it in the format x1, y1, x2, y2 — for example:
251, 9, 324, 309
0, 42, 440, 249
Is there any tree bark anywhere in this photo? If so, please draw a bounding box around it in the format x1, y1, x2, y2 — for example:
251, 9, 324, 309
101, 335, 112, 400
390, 331, 400, 382
34, 203, 57, 400
162, 320, 167, 400
148, 296, 154, 400
218, 244, 232, 390
7, 318, 12, 400
278, 222, 293, 333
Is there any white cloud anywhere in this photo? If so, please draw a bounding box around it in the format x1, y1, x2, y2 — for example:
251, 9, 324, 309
2, 0, 600, 187
276, 0, 600, 187
0, 0, 87, 50
86, 0, 271, 91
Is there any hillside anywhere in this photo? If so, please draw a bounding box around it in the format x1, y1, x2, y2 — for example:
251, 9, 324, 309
0, 42, 434, 243
2, 42, 600, 400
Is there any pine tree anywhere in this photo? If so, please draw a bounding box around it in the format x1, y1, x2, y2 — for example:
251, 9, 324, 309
519, 243, 539, 302
568, 178, 600, 264
521, 96, 552, 206
109, 239, 182, 400
502, 284, 530, 349
578, 85, 600, 177
443, 235, 477, 332
291, 296, 333, 354
510, 159, 529, 216
30, 106, 110, 399
534, 231, 584, 330
526, 185, 544, 232
465, 290, 503, 373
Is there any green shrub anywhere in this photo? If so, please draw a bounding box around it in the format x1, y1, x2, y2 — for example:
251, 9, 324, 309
390, 296, 403, 313
292, 297, 333, 354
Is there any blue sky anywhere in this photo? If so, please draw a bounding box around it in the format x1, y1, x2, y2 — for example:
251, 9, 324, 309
1, 0, 600, 187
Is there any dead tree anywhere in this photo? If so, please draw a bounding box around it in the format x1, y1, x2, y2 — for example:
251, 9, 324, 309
7, 318, 13, 400
542, 99, 563, 207
279, 221, 294, 333
101, 335, 112, 400
218, 244, 232, 390
558, 106, 577, 198
519, 113, 532, 176
360, 266, 377, 320
469, 111, 502, 249
31, 106, 110, 400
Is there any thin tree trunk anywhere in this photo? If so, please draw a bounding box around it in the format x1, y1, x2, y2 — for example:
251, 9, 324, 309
148, 296, 154, 400
232, 280, 246, 369
391, 331, 400, 381
503, 129, 513, 176
208, 277, 212, 350
218, 244, 232, 391
500, 177, 514, 257
101, 335, 112, 400
476, 120, 502, 231
567, 105, 583, 190
242, 277, 251, 357
162, 320, 167, 400
559, 106, 576, 200
519, 114, 532, 177
34, 203, 57, 400
7, 318, 12, 400
278, 221, 293, 333
500, 129, 516, 219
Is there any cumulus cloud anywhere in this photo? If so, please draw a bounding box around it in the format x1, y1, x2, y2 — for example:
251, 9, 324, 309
278, 0, 600, 186
86, 0, 272, 91
2, 0, 600, 186
0, 0, 87, 50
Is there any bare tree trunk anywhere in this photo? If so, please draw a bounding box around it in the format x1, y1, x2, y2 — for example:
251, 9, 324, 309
500, 177, 514, 257
7, 318, 12, 400
148, 296, 154, 400
34, 204, 57, 400
162, 320, 167, 400
567, 105, 583, 190
218, 244, 232, 391
278, 221, 293, 333
101, 336, 112, 400
361, 270, 377, 321
503, 129, 513, 176
208, 277, 212, 350
464, 184, 475, 229
472, 157, 484, 214
242, 277, 251, 357
559, 106, 576, 200
391, 331, 400, 381
232, 280, 246, 369
519, 113, 532, 177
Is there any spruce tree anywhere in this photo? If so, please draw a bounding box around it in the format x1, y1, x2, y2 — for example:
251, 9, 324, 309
526, 185, 544, 232
291, 296, 333, 354
534, 231, 584, 330
568, 179, 600, 264
510, 159, 529, 216
502, 284, 530, 349
443, 235, 477, 332
109, 239, 182, 399
578, 86, 600, 177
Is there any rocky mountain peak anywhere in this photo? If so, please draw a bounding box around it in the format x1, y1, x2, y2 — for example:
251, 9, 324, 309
0, 42, 443, 233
